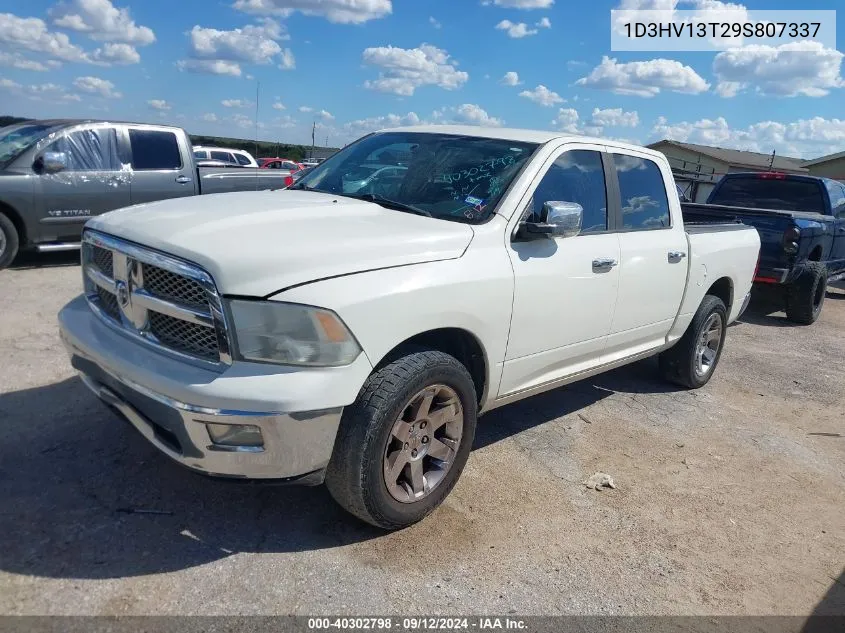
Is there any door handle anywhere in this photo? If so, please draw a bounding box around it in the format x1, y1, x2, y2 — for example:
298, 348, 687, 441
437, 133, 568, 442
668, 251, 687, 262
592, 258, 618, 272
175, 175, 192, 184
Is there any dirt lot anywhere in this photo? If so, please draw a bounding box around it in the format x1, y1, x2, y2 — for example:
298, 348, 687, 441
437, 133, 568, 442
0, 252, 843, 616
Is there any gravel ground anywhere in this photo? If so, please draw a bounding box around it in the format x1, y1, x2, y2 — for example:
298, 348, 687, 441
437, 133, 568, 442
0, 252, 843, 616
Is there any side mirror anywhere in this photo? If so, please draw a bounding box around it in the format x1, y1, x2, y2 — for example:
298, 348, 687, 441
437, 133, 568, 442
519, 201, 583, 239
41, 151, 68, 174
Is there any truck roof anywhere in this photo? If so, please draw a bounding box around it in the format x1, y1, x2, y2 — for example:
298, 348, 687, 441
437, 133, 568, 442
21, 118, 185, 132
382, 124, 660, 157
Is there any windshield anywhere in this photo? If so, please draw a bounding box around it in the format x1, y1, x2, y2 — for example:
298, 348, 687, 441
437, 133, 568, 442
0, 123, 59, 167
293, 131, 539, 223
710, 177, 826, 214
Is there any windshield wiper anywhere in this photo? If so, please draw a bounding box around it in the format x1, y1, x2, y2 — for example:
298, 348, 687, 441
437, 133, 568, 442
347, 193, 432, 217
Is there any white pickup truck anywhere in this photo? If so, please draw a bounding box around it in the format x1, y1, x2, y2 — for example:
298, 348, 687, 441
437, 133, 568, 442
59, 126, 760, 529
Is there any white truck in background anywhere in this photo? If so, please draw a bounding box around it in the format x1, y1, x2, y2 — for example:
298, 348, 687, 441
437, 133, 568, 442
59, 126, 760, 529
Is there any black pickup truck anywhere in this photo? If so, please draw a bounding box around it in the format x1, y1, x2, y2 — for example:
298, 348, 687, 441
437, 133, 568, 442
0, 119, 288, 269
682, 172, 845, 324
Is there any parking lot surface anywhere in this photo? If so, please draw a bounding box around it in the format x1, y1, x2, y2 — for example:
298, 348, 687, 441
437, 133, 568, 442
1, 253, 843, 615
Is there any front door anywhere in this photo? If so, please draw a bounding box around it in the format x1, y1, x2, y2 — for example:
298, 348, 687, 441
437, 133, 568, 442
35, 125, 131, 242
500, 146, 621, 397
604, 151, 688, 360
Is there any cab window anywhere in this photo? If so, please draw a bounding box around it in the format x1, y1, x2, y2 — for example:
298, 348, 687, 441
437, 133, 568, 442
529, 150, 608, 234
43, 128, 121, 171
613, 154, 671, 230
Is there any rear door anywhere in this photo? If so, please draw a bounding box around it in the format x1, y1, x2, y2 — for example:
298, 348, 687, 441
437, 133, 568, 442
35, 124, 130, 240
126, 127, 195, 204
604, 151, 688, 360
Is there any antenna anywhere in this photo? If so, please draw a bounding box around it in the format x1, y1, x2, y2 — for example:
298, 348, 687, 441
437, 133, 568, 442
254, 80, 260, 159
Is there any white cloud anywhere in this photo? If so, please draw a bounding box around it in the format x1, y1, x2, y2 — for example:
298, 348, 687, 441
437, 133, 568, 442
500, 71, 521, 86
433, 103, 503, 127
590, 107, 639, 127
576, 56, 710, 97
342, 111, 421, 138
91, 42, 140, 64
318, 109, 335, 121
362, 43, 468, 96
49, 0, 155, 45
232, 0, 392, 24
536, 17, 551, 28
429, 16, 441, 29
0, 51, 61, 71
551, 107, 581, 133
519, 84, 563, 106
0, 13, 89, 63
147, 99, 171, 111
650, 115, 845, 158
201, 112, 218, 122
231, 113, 259, 129
485, 0, 554, 8
713, 41, 844, 98
299, 105, 313, 112
179, 19, 290, 76
278, 48, 295, 69
176, 59, 241, 76
73, 75, 122, 98
272, 101, 286, 110
222, 99, 253, 108
0, 77, 81, 102
272, 115, 298, 128
495, 20, 537, 38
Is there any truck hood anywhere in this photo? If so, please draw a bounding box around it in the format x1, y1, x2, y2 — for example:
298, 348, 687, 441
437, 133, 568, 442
85, 190, 474, 296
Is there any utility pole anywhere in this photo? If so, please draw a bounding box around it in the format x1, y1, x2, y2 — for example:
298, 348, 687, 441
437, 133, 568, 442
325, 135, 328, 147
254, 80, 260, 158
768, 149, 776, 171
311, 121, 316, 160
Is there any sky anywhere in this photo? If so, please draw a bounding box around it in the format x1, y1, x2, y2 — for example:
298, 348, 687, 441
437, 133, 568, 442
0, 0, 843, 158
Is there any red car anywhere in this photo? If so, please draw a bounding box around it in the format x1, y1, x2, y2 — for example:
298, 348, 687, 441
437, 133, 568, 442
258, 157, 303, 171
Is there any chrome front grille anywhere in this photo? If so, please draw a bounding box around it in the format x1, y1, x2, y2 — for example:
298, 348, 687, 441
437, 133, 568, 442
81, 231, 231, 367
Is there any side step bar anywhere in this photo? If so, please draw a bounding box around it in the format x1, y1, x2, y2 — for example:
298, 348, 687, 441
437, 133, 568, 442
36, 242, 81, 253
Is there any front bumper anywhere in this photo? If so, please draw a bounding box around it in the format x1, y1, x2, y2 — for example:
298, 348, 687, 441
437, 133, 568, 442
59, 295, 373, 480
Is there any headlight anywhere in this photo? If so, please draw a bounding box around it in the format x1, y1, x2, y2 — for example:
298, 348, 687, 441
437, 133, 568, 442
227, 299, 361, 366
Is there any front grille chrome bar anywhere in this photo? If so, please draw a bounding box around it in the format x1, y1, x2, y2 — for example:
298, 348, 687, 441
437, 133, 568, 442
81, 229, 232, 370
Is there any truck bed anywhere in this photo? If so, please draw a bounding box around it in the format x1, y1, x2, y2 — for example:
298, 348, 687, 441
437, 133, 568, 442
682, 201, 828, 223
197, 165, 288, 194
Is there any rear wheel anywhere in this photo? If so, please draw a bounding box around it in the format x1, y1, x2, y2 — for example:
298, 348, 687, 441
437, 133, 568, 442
659, 295, 727, 389
785, 262, 827, 325
325, 349, 477, 530
0, 212, 19, 270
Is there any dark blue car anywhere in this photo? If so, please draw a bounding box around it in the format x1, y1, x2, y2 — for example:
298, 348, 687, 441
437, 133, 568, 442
682, 172, 845, 324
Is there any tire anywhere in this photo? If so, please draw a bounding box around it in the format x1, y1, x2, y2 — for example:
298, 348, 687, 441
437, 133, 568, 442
325, 349, 478, 530
659, 295, 728, 389
785, 262, 827, 325
0, 212, 19, 270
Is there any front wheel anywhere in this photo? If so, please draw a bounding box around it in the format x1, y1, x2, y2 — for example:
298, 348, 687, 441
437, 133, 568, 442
659, 295, 727, 389
0, 212, 20, 270
325, 349, 477, 530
